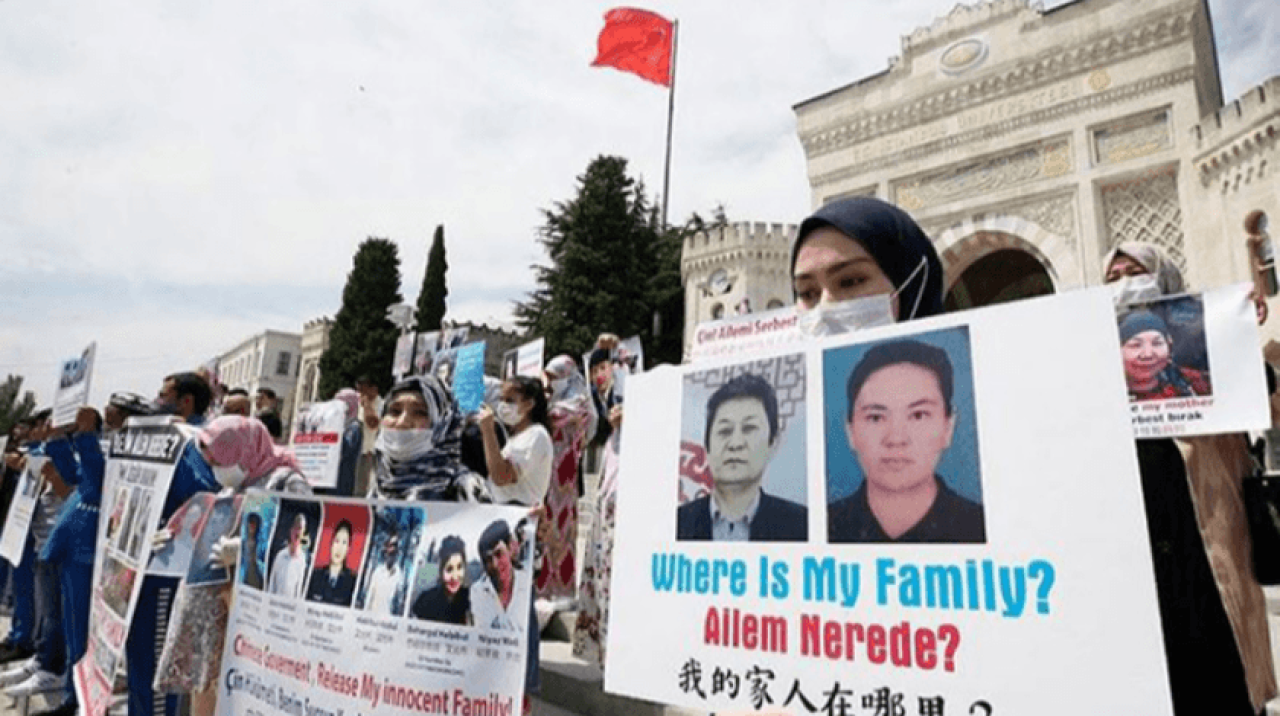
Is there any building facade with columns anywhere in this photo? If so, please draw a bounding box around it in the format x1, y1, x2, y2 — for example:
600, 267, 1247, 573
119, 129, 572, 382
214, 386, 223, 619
211, 329, 303, 430
291, 317, 333, 418
682, 0, 1280, 353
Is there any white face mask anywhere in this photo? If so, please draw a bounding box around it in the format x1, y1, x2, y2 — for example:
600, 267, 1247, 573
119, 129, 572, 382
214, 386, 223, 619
1110, 274, 1161, 307
375, 428, 435, 462
795, 255, 931, 337
212, 464, 247, 489
496, 401, 523, 427
796, 293, 895, 337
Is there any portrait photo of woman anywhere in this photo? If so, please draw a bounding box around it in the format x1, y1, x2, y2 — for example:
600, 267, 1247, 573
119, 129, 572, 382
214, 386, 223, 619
1118, 307, 1212, 402
410, 535, 472, 626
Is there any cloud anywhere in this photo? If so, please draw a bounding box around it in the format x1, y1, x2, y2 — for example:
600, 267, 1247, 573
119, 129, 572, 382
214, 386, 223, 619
2, 0, 1276, 408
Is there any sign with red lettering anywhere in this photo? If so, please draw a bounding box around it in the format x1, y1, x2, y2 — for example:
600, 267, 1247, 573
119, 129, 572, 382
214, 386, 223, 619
217, 493, 532, 716
608, 289, 1173, 714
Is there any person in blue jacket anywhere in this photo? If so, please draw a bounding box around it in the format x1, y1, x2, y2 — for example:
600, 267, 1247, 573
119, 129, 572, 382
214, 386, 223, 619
39, 396, 150, 716
127, 372, 219, 716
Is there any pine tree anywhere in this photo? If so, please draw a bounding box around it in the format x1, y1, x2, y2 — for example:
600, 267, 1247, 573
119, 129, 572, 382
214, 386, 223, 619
318, 237, 404, 397
514, 155, 689, 365
0, 375, 37, 437
415, 225, 448, 333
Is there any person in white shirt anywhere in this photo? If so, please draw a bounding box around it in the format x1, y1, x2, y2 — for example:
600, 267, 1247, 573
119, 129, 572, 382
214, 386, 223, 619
362, 530, 403, 614
267, 513, 309, 599
477, 377, 553, 507
477, 376, 553, 716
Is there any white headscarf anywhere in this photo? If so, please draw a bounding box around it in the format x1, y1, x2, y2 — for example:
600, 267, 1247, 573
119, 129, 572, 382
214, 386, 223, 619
1103, 242, 1185, 296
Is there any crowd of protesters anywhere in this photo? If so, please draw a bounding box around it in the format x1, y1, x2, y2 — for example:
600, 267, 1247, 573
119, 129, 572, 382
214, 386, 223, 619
0, 197, 1276, 716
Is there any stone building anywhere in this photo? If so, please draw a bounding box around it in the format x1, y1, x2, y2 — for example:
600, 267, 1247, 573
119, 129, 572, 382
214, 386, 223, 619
682, 0, 1280, 353
211, 329, 302, 430
291, 317, 333, 414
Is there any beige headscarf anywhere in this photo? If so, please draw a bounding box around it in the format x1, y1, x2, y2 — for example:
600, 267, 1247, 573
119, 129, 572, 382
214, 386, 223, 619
1103, 242, 1185, 296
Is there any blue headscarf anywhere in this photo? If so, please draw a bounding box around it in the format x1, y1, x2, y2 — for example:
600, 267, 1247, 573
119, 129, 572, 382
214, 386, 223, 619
791, 197, 945, 320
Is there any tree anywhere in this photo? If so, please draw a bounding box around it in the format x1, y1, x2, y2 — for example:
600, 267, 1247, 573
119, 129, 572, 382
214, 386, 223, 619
514, 155, 692, 366
0, 375, 37, 438
318, 237, 404, 397
414, 225, 448, 334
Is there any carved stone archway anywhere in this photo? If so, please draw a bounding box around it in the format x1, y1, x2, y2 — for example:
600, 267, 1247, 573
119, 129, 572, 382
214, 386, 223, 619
936, 230, 1057, 311
934, 215, 1081, 290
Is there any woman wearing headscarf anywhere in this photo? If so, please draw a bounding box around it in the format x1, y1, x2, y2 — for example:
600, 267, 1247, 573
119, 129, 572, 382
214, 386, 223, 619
1118, 309, 1212, 401
662, 198, 949, 716
330, 388, 364, 497
1103, 242, 1276, 716
410, 535, 472, 625
154, 416, 311, 716
537, 356, 596, 605
369, 375, 489, 503
790, 196, 944, 323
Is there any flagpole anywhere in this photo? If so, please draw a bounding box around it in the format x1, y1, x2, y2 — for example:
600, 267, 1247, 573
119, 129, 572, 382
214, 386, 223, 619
661, 19, 678, 229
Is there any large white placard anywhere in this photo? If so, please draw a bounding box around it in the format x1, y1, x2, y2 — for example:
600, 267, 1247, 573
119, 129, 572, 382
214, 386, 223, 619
0, 455, 47, 565
53, 342, 96, 426
1116, 283, 1268, 437
75, 417, 186, 716
218, 493, 532, 716
516, 338, 546, 378
291, 400, 347, 489
608, 289, 1173, 714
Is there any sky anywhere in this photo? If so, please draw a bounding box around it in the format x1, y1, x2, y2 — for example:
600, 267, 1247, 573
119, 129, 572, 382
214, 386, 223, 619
2, 0, 1277, 411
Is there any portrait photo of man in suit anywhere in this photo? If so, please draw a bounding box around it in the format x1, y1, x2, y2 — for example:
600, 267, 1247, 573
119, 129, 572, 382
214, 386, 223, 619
677, 372, 807, 542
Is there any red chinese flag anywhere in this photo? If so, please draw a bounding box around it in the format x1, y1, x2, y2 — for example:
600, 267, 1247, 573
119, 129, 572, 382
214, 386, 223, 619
591, 8, 674, 87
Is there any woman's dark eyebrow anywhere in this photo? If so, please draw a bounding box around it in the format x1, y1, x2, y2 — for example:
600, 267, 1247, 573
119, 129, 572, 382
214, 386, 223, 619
793, 257, 877, 282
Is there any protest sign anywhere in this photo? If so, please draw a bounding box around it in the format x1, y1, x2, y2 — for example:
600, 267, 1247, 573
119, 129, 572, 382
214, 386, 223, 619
53, 342, 97, 426
441, 325, 471, 351
454, 342, 487, 413
0, 455, 47, 565
515, 338, 545, 378
415, 331, 442, 376
393, 333, 415, 379
608, 289, 1174, 714
186, 494, 242, 586
75, 417, 189, 716
218, 493, 533, 716
688, 306, 804, 363
583, 336, 644, 399
291, 399, 347, 490
1116, 283, 1268, 437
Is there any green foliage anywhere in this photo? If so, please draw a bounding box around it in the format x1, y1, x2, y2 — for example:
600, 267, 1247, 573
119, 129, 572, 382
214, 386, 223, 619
0, 375, 37, 438
318, 237, 404, 397
415, 225, 448, 334
514, 155, 695, 366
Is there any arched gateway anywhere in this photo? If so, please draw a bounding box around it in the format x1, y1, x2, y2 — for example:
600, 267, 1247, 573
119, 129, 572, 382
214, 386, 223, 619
933, 215, 1082, 311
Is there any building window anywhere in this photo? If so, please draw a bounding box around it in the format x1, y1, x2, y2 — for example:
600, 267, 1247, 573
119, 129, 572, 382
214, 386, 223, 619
276, 352, 292, 376
711, 303, 724, 320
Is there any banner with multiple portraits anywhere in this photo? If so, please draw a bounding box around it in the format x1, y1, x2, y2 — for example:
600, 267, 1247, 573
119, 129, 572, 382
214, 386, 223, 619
609, 289, 1175, 714
290, 399, 348, 490
53, 341, 97, 426
1115, 282, 1268, 437
217, 493, 533, 716
75, 417, 188, 716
